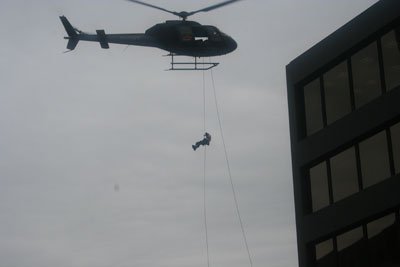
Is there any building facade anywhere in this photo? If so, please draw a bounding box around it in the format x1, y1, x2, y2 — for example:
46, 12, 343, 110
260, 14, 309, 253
286, 1, 400, 266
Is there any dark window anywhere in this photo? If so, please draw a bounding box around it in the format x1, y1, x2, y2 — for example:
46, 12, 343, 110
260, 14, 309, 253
382, 28, 400, 91
351, 42, 382, 108
367, 215, 400, 266
359, 131, 391, 188
336, 227, 364, 252
205, 26, 222, 41
367, 213, 396, 239
315, 239, 336, 267
330, 147, 359, 202
391, 122, 400, 174
304, 79, 324, 135
315, 239, 334, 260
192, 26, 208, 37
324, 62, 352, 124
178, 26, 193, 41
309, 162, 330, 212
336, 227, 367, 267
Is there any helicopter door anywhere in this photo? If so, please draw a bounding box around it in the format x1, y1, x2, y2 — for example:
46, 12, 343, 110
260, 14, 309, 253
193, 27, 209, 42
178, 26, 193, 42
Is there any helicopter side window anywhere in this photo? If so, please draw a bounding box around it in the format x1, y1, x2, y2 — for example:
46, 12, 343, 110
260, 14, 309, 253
193, 27, 209, 42
178, 26, 193, 42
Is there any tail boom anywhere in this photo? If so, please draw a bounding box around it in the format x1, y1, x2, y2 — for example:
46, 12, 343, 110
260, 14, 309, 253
60, 16, 159, 51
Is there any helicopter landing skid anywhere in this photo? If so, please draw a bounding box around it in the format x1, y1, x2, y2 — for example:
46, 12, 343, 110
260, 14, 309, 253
165, 54, 219, 71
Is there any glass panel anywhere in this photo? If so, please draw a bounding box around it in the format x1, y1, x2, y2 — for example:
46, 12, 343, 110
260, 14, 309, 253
352, 42, 382, 108
367, 213, 396, 239
330, 147, 359, 202
324, 61, 352, 125
382, 28, 400, 91
304, 79, 324, 135
337, 227, 364, 251
367, 216, 400, 267
310, 162, 330, 212
391, 122, 400, 174
315, 239, 334, 260
337, 227, 368, 267
359, 131, 391, 188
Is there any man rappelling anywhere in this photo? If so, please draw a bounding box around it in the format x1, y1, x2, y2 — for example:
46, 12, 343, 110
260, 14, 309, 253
192, 132, 211, 151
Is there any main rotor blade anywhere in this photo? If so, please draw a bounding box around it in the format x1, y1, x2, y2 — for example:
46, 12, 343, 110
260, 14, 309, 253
125, 0, 179, 17
187, 0, 242, 17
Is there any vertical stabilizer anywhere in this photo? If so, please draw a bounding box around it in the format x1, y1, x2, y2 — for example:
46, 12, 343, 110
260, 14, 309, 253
60, 16, 79, 50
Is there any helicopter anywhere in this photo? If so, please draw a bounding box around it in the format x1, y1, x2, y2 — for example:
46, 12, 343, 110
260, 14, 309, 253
60, 0, 241, 70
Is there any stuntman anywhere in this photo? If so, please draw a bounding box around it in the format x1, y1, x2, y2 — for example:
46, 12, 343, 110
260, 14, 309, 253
192, 132, 211, 151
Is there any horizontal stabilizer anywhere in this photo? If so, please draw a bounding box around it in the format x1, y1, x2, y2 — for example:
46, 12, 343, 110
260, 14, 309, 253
67, 39, 79, 50
96, 30, 109, 49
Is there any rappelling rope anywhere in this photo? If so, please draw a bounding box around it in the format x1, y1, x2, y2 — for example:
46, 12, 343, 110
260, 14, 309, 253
203, 58, 207, 135
202, 58, 211, 267
209, 64, 254, 267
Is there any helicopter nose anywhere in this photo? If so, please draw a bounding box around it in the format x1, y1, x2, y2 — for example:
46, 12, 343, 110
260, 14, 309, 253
226, 36, 237, 53
230, 37, 238, 52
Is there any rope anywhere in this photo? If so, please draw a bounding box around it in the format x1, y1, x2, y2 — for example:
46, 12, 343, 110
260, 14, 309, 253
203, 58, 206, 133
202, 59, 210, 267
203, 147, 210, 267
209, 65, 253, 267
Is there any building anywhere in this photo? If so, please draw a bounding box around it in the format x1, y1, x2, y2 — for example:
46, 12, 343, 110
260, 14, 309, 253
286, 1, 400, 266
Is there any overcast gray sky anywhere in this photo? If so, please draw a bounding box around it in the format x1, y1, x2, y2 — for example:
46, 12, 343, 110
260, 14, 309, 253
0, 1, 378, 267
